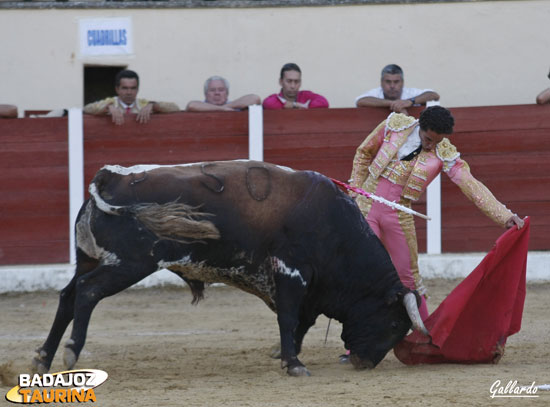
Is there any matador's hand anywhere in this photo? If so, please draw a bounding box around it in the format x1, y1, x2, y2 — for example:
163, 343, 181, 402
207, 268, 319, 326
505, 214, 525, 229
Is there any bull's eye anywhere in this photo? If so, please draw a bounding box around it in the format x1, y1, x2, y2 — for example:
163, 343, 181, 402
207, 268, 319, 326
391, 321, 399, 331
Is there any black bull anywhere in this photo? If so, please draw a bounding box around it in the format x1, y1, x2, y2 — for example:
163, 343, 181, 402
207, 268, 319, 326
33, 160, 427, 376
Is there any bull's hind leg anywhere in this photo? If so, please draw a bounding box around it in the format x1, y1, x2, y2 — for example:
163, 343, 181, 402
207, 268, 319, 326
33, 250, 99, 374
63, 260, 157, 370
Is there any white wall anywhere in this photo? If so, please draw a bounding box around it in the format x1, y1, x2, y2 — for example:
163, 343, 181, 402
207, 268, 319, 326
1, 250, 549, 293
1, 1, 549, 114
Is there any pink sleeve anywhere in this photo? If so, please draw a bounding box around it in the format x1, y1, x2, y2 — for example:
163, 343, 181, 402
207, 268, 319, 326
446, 158, 513, 226
262, 94, 284, 110
307, 92, 329, 109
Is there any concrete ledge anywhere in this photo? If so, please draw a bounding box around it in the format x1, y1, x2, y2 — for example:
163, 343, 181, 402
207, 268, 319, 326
419, 251, 550, 281
0, 251, 548, 293
0, 1, 473, 11
0, 265, 184, 293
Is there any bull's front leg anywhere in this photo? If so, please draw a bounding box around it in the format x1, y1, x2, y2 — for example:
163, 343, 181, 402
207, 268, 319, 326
274, 269, 310, 377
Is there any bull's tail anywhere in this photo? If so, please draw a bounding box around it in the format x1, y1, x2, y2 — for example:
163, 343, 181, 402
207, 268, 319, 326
89, 181, 220, 244
132, 201, 220, 243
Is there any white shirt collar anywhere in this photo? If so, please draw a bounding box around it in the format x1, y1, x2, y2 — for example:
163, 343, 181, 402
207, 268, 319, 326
397, 126, 421, 160
116, 97, 136, 109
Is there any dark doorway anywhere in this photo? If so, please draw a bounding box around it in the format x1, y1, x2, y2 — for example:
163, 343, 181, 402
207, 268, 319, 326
84, 65, 126, 105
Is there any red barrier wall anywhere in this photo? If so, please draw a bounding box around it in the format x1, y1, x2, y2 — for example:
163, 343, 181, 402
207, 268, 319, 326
83, 112, 249, 190
440, 105, 550, 252
1, 105, 548, 265
0, 118, 69, 264
263, 107, 389, 181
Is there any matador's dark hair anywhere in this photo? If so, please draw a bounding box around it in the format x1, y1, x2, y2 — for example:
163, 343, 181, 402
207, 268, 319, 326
419, 106, 455, 134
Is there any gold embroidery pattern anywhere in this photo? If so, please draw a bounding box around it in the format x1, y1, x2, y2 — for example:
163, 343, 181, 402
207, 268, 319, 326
356, 176, 380, 216
401, 150, 440, 201
390, 134, 403, 148
436, 138, 460, 163
458, 176, 513, 226
396, 198, 425, 296
416, 152, 428, 165
380, 145, 392, 159
403, 185, 423, 200
412, 167, 428, 181
369, 127, 412, 180
386, 113, 418, 132
406, 178, 425, 192
350, 120, 387, 188
380, 159, 413, 186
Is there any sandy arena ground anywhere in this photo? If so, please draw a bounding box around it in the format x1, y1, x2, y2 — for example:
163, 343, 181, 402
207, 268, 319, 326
1, 278, 549, 406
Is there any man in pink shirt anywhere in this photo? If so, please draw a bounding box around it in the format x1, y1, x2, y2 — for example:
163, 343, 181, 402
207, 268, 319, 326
262, 63, 329, 110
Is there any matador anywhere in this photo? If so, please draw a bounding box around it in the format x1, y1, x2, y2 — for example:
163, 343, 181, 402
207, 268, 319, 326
350, 106, 524, 319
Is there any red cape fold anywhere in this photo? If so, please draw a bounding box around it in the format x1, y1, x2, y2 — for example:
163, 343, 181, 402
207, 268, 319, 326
394, 217, 530, 364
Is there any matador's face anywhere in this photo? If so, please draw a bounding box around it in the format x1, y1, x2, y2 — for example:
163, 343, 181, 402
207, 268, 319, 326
419, 129, 445, 152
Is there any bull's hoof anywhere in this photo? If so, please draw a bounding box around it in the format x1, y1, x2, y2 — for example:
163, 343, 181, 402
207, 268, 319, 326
32, 358, 49, 375
287, 365, 311, 377
63, 348, 77, 370
269, 343, 281, 359
63, 340, 77, 370
32, 349, 50, 374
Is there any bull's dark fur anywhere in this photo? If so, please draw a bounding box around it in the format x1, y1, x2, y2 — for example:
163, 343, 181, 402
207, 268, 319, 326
34, 161, 416, 376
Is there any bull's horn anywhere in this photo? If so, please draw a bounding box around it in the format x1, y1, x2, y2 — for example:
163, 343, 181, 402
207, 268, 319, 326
403, 293, 429, 336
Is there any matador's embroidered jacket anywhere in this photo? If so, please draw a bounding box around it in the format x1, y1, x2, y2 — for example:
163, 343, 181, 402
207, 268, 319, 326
350, 113, 513, 226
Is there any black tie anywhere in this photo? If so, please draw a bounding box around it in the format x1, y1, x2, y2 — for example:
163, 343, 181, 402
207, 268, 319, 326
401, 145, 422, 161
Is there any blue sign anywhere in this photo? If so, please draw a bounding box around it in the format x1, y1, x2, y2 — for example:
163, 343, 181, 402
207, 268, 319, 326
87, 29, 128, 47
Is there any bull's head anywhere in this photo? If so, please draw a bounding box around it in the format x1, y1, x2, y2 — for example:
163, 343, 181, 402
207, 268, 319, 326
342, 291, 428, 369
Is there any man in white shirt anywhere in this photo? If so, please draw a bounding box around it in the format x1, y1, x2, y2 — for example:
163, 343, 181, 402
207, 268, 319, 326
355, 64, 440, 114
186, 76, 260, 112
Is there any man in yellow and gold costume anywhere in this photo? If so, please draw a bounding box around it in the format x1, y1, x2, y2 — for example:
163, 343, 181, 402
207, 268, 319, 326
84, 70, 179, 125
350, 106, 524, 320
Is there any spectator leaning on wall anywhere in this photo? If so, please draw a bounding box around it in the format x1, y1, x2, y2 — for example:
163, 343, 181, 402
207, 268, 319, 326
355, 64, 439, 114
83, 69, 179, 125
186, 76, 261, 112
262, 63, 329, 110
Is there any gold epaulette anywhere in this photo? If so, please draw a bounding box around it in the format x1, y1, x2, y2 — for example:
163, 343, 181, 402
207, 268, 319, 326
435, 138, 460, 162
386, 113, 418, 132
